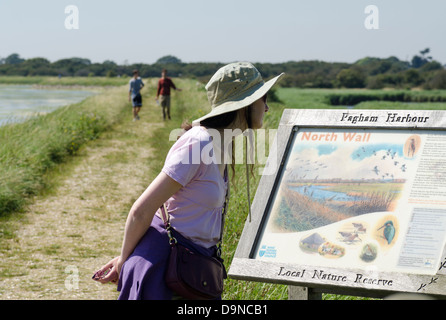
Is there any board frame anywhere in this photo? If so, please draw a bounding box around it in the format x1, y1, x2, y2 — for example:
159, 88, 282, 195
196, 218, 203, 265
228, 109, 446, 298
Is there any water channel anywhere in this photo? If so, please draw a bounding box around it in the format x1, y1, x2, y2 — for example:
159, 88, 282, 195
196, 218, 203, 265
0, 85, 95, 126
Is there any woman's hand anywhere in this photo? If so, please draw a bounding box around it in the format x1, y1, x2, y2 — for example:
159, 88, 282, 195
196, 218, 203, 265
92, 256, 123, 284
93, 173, 181, 286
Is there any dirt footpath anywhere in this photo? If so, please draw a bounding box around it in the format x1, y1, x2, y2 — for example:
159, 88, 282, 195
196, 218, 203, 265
0, 106, 162, 299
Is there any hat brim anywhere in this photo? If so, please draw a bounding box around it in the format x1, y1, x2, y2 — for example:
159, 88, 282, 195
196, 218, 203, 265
192, 73, 284, 125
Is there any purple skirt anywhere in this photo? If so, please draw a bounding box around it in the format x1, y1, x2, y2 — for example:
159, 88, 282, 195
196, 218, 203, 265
117, 215, 219, 300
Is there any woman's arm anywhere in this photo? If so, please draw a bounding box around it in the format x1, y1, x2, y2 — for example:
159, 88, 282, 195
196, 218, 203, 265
120, 171, 182, 262
95, 172, 182, 283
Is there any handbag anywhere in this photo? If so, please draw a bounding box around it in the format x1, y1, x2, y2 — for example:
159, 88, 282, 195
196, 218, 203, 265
159, 183, 229, 300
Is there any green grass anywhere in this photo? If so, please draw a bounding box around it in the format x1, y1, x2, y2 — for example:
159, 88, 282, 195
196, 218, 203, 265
277, 87, 446, 110
325, 90, 446, 106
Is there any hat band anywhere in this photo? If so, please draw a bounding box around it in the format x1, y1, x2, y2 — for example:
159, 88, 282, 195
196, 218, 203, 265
211, 80, 265, 109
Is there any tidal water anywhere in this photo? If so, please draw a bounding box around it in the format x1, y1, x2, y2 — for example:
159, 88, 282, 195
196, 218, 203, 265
0, 85, 95, 126
289, 185, 366, 202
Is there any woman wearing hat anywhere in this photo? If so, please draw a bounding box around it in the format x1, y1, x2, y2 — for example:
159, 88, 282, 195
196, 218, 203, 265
93, 62, 283, 299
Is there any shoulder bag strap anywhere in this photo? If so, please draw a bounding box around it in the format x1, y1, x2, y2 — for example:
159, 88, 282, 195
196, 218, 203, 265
159, 203, 177, 246
218, 166, 230, 247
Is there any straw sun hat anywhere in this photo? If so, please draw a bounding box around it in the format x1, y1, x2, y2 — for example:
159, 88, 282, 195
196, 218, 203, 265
193, 62, 284, 125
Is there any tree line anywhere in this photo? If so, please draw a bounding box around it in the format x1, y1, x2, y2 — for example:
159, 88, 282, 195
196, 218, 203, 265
1, 50, 445, 90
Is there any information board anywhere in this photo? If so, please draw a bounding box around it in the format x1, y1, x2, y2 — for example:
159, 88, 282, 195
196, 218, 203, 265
229, 109, 446, 298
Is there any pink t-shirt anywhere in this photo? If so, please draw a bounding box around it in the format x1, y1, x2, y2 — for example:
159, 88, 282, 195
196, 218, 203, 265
157, 126, 228, 248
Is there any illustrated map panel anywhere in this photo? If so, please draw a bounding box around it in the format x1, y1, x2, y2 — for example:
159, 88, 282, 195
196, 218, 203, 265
254, 128, 446, 275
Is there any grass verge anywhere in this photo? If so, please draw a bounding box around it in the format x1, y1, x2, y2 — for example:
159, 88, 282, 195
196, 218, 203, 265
278, 87, 446, 110
0, 78, 159, 299
0, 86, 129, 216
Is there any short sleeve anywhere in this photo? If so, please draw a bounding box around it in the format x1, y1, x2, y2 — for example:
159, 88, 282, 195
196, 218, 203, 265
162, 128, 211, 187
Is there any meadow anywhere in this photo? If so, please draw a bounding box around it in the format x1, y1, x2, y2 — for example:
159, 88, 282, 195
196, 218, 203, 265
1, 77, 445, 300
277, 87, 446, 110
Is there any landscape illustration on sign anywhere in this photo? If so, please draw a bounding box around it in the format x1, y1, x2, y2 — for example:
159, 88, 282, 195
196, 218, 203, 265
259, 129, 419, 266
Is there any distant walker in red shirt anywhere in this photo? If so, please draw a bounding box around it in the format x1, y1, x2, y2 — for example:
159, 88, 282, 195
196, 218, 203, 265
156, 69, 181, 120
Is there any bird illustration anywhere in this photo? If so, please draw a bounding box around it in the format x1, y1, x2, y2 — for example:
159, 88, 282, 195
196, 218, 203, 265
339, 232, 360, 243
373, 166, 379, 175
352, 223, 366, 233
408, 138, 416, 157
361, 244, 377, 262
377, 221, 395, 244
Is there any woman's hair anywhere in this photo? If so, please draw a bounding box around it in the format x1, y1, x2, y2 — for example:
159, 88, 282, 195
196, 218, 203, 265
200, 110, 238, 129
181, 105, 255, 186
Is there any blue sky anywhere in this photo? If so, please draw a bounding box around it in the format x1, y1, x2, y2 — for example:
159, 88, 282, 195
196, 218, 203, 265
1, 0, 445, 65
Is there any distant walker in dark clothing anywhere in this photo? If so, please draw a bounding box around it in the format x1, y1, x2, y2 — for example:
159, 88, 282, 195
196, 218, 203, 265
156, 69, 181, 120
129, 70, 145, 121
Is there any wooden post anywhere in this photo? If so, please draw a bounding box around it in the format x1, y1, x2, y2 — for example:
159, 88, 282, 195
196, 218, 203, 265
288, 286, 322, 300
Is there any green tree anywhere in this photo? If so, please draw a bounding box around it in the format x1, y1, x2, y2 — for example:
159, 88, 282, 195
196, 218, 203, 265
155, 55, 182, 64
403, 69, 424, 87
102, 60, 117, 66
420, 61, 443, 72
425, 70, 446, 89
21, 57, 54, 76
336, 68, 366, 88
22, 57, 50, 68
5, 53, 25, 65
52, 57, 92, 76
411, 48, 432, 68
106, 70, 117, 78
